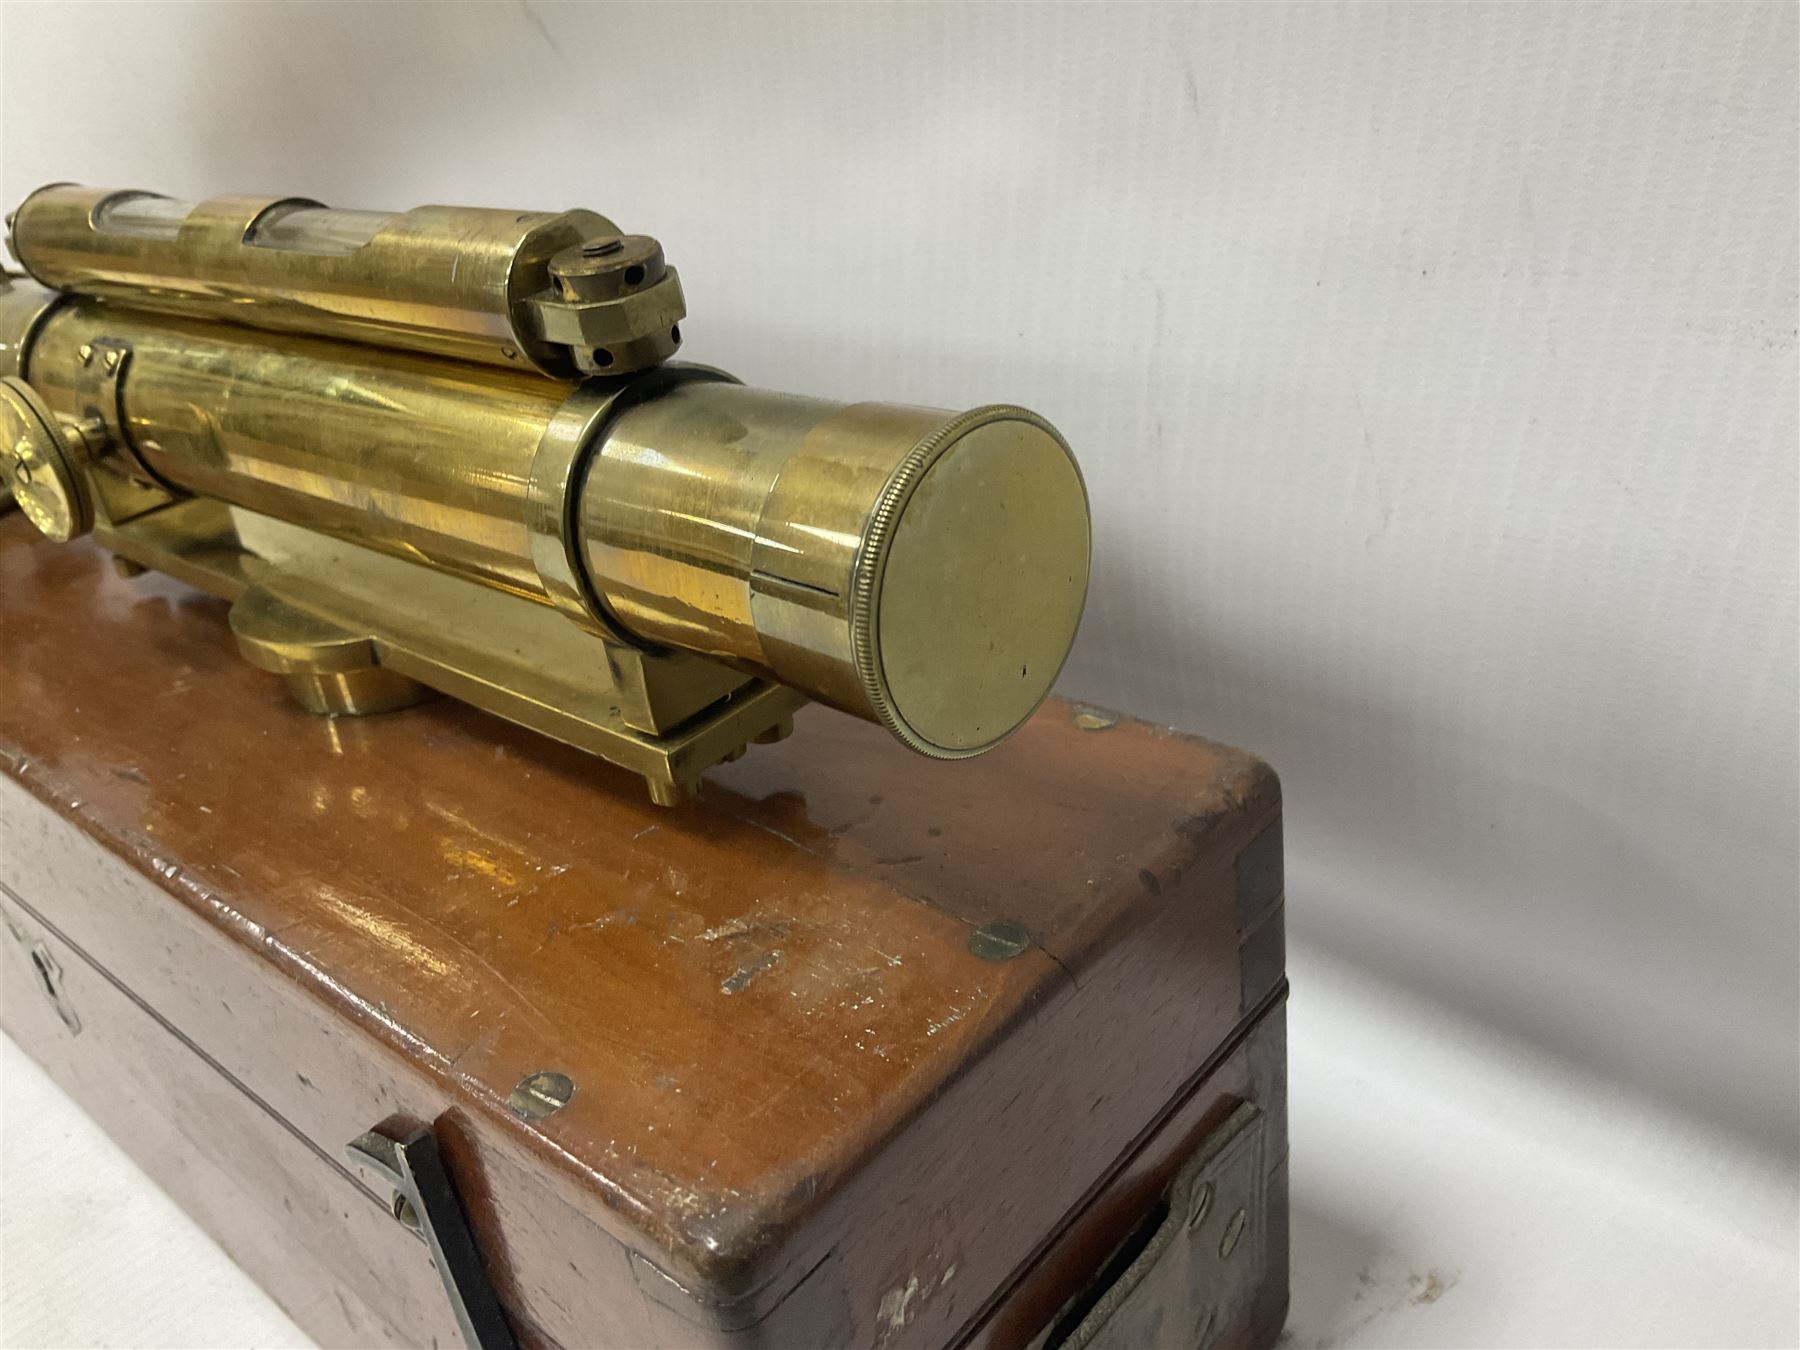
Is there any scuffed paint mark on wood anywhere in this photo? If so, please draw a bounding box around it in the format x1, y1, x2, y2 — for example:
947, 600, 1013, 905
700, 914, 791, 944
926, 990, 982, 1037
721, 949, 783, 994
877, 1274, 922, 1336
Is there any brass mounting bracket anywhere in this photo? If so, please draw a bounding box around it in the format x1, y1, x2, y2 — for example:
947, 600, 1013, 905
71, 336, 169, 490
72, 337, 129, 443
94, 498, 803, 806
0, 300, 183, 535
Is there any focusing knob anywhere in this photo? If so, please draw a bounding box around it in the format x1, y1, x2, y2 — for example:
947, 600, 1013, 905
0, 376, 90, 541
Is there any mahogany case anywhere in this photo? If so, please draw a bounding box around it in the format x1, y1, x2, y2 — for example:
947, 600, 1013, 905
0, 517, 1289, 1348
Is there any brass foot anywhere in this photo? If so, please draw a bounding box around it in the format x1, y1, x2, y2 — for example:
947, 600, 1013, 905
752, 716, 794, 745
282, 667, 431, 717
230, 585, 430, 719
646, 777, 696, 808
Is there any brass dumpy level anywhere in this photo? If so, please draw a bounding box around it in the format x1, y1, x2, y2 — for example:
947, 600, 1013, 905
0, 186, 1091, 804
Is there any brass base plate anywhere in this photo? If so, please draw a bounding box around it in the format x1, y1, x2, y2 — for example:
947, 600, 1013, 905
95, 499, 805, 805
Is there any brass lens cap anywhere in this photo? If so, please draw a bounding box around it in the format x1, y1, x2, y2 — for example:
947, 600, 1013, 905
0, 376, 89, 542
855, 407, 1091, 757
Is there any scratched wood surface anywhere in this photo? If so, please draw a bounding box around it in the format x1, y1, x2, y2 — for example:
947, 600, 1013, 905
0, 516, 1284, 1348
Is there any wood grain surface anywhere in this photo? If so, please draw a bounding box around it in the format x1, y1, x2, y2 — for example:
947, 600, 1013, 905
0, 516, 1285, 1347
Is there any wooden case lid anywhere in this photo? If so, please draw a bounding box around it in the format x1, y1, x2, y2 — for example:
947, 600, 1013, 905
0, 519, 1281, 1346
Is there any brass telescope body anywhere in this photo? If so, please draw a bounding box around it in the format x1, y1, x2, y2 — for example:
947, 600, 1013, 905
0, 187, 1091, 804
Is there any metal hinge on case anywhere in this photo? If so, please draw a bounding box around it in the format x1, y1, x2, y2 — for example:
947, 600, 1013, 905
346, 1122, 519, 1350
1029, 1100, 1267, 1350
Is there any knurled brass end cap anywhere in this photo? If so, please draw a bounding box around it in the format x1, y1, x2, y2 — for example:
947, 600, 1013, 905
0, 376, 90, 542
850, 406, 1092, 759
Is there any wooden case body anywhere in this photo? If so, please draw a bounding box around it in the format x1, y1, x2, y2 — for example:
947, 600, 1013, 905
0, 519, 1288, 1349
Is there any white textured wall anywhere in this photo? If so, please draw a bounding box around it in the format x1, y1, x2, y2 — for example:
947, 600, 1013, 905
2, 2, 1795, 1149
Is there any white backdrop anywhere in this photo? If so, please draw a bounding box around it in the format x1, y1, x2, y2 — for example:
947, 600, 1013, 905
0, 0, 1794, 1217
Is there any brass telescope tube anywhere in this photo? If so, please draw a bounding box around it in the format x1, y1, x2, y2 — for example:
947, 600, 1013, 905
17, 293, 1092, 758
28, 301, 564, 598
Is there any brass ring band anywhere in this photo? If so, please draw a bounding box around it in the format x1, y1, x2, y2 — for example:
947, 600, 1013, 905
0, 275, 68, 381
527, 363, 740, 646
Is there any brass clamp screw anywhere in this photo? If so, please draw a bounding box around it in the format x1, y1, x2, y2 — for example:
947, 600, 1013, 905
532, 232, 686, 376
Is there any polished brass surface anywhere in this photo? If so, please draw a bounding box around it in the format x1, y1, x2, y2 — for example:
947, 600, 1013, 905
525, 362, 738, 642
100, 500, 806, 805
8, 185, 683, 376
583, 386, 1091, 755
3, 183, 1092, 802
0, 272, 62, 379
857, 407, 1091, 755
30, 300, 565, 597
228, 585, 435, 717
0, 274, 63, 514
